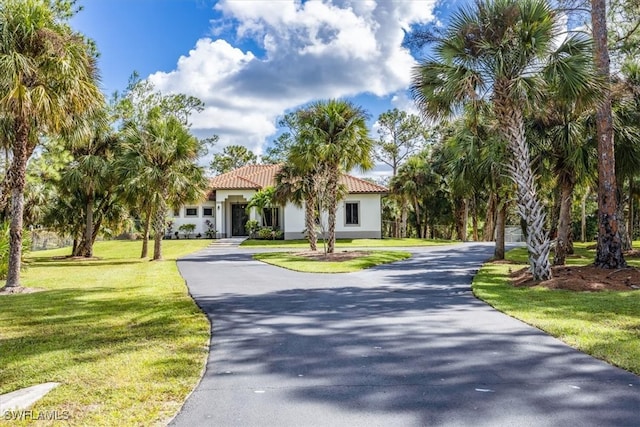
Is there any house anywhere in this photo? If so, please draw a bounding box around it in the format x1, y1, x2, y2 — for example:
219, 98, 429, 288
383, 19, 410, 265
170, 164, 388, 239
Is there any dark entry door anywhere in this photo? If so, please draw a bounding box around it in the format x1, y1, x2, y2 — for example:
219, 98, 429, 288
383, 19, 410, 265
231, 204, 249, 236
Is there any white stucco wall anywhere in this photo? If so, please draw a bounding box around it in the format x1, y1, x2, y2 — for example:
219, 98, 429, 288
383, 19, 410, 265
283, 194, 382, 240
169, 201, 216, 236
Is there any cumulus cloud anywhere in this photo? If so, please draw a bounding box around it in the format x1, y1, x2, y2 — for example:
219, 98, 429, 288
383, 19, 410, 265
148, 0, 437, 155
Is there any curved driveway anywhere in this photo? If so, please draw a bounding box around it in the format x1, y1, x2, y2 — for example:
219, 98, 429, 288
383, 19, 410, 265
171, 243, 640, 426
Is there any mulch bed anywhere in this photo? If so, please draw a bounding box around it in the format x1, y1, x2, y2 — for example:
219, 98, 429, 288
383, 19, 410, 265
509, 265, 640, 291
293, 250, 370, 262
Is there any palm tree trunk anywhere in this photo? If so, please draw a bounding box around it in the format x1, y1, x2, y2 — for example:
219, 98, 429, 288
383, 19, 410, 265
494, 199, 506, 260
304, 193, 317, 251
141, 205, 152, 258
152, 198, 167, 261
5, 118, 30, 289
326, 173, 338, 254
553, 177, 574, 266
591, 0, 626, 268
499, 103, 552, 280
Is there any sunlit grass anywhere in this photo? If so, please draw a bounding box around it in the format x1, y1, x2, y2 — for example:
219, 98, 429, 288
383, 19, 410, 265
473, 242, 640, 375
241, 238, 457, 248
254, 250, 411, 273
0, 239, 211, 426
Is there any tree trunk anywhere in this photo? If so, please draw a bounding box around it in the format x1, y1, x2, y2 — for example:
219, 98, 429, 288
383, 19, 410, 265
304, 193, 317, 251
496, 98, 552, 280
629, 180, 635, 247
471, 195, 479, 241
326, 173, 338, 254
400, 200, 408, 238
553, 176, 574, 266
483, 193, 497, 242
617, 181, 632, 251
581, 187, 590, 242
5, 119, 31, 289
141, 205, 152, 258
494, 199, 506, 260
591, 0, 626, 268
455, 197, 467, 241
82, 195, 94, 258
152, 199, 167, 261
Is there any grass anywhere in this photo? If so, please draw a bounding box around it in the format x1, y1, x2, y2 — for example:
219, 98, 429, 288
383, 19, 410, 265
472, 242, 640, 375
253, 250, 412, 273
0, 239, 211, 426
241, 237, 457, 248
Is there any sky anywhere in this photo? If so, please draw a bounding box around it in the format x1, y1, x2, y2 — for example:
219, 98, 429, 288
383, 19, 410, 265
70, 0, 463, 177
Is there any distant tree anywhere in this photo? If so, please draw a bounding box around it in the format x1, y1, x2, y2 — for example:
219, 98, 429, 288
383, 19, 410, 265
210, 145, 258, 175
0, 0, 103, 289
375, 108, 429, 176
262, 113, 299, 164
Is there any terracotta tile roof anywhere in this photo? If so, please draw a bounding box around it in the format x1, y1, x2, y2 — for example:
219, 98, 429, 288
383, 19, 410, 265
209, 163, 387, 194
339, 174, 388, 194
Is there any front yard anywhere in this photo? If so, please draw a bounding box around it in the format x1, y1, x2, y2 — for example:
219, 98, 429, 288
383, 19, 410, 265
473, 244, 640, 375
0, 240, 211, 426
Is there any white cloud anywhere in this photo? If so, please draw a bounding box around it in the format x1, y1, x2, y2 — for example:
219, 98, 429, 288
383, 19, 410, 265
148, 0, 437, 158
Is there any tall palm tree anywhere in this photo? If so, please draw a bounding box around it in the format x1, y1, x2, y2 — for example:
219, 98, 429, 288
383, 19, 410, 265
120, 109, 207, 260
411, 0, 598, 280
0, 0, 103, 288
295, 100, 373, 253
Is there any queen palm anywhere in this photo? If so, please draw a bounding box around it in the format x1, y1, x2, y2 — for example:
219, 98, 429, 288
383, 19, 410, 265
295, 100, 373, 253
411, 0, 598, 280
0, 0, 103, 288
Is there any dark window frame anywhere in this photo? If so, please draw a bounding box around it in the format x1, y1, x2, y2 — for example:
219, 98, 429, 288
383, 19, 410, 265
185, 207, 199, 217
345, 201, 360, 226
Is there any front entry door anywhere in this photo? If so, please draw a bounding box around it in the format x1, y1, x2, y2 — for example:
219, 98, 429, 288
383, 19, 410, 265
231, 204, 249, 236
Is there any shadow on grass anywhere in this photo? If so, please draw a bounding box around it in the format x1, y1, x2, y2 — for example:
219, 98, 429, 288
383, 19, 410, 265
0, 287, 206, 391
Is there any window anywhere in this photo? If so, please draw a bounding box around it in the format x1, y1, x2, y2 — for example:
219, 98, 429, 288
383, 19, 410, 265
345, 202, 359, 225
185, 207, 198, 217
203, 207, 213, 217
262, 208, 279, 228
173, 208, 180, 217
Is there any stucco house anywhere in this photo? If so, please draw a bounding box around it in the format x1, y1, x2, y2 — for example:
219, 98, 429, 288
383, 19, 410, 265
170, 164, 387, 240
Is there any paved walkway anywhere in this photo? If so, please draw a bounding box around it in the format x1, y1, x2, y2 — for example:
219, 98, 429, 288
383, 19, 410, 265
171, 243, 640, 426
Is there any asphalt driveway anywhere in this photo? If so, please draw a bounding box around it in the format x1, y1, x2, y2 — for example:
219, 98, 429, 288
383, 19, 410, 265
170, 243, 640, 427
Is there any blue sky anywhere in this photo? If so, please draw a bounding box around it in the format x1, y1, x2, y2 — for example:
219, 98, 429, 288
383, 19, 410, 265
71, 0, 461, 177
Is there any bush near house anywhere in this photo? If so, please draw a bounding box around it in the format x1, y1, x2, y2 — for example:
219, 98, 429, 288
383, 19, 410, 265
178, 223, 196, 239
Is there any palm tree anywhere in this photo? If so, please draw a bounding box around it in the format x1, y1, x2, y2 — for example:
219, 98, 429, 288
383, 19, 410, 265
0, 0, 103, 288
246, 187, 278, 227
411, 0, 598, 280
295, 100, 373, 253
274, 163, 319, 250
120, 109, 207, 260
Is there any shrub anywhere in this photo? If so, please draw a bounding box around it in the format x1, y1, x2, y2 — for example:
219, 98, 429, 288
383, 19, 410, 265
245, 220, 260, 238
178, 224, 196, 239
257, 227, 283, 240
204, 220, 216, 239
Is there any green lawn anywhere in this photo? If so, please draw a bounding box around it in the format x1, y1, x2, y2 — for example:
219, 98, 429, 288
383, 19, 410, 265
473, 243, 640, 375
241, 237, 457, 248
253, 250, 412, 273
0, 239, 211, 426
